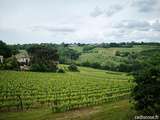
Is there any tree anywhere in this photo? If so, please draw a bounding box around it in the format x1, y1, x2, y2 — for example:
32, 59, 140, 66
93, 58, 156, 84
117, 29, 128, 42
58, 47, 80, 64
132, 49, 160, 115
3, 56, 19, 70
0, 40, 12, 58
83, 45, 96, 52
132, 66, 160, 115
27, 45, 59, 72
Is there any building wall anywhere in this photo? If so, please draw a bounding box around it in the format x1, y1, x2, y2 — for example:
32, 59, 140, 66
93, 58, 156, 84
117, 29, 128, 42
17, 57, 30, 64
0, 56, 3, 63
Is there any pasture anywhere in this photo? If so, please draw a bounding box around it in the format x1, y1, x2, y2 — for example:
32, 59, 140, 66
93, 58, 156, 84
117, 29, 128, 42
74, 45, 160, 65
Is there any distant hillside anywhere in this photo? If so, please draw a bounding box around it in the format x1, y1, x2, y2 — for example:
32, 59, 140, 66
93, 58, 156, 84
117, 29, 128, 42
70, 45, 160, 72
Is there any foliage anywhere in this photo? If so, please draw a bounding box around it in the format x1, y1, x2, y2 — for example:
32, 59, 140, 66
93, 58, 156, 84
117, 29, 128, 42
58, 47, 80, 64
1, 56, 19, 70
8, 45, 19, 55
132, 66, 160, 115
90, 62, 101, 69
132, 49, 160, 115
27, 45, 59, 72
82, 45, 96, 52
0, 40, 12, 58
115, 51, 120, 56
57, 68, 65, 73
98, 42, 134, 48
68, 64, 79, 71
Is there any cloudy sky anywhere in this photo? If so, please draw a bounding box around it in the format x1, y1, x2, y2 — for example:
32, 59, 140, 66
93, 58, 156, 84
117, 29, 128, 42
0, 0, 160, 44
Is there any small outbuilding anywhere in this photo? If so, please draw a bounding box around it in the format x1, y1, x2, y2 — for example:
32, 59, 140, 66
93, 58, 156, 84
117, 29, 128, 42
0, 55, 3, 63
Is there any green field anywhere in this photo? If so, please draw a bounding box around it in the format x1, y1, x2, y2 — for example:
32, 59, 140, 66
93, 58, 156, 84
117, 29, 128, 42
0, 66, 132, 114
73, 45, 159, 66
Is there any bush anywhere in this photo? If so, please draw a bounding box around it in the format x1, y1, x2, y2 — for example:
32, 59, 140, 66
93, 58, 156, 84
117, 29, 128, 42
57, 68, 65, 73
81, 61, 90, 67
0, 63, 4, 70
83, 45, 96, 52
30, 64, 45, 72
115, 51, 120, 56
90, 62, 101, 69
132, 66, 160, 115
68, 64, 79, 72
3, 57, 19, 70
101, 64, 110, 70
30, 63, 58, 72
132, 50, 160, 115
118, 63, 132, 72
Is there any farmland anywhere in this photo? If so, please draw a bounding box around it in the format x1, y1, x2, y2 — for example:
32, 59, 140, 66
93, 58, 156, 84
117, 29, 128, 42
74, 45, 160, 66
0, 66, 133, 113
0, 99, 135, 120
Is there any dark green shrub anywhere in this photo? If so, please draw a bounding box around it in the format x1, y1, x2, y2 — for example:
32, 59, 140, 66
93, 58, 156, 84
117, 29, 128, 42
68, 64, 79, 72
3, 57, 19, 70
81, 61, 90, 67
132, 66, 160, 115
0, 40, 12, 58
27, 45, 59, 72
57, 68, 65, 73
90, 62, 101, 69
115, 51, 120, 56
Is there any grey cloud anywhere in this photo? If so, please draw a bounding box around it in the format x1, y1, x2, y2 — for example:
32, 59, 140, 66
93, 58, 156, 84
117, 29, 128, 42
114, 20, 151, 31
131, 0, 157, 12
31, 26, 76, 33
106, 29, 160, 43
108, 19, 160, 42
152, 20, 160, 31
90, 4, 123, 17
105, 5, 123, 17
90, 7, 103, 17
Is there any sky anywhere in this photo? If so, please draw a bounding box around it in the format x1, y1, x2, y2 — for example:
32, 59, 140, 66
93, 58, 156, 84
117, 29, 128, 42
0, 0, 160, 44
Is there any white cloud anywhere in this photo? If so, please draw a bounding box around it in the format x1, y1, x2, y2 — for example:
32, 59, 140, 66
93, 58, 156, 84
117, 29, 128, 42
31, 25, 76, 33
0, 0, 160, 44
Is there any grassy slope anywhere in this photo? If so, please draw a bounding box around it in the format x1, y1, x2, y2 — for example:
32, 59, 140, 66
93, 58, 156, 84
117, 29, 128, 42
73, 45, 159, 65
0, 99, 135, 120
0, 66, 133, 120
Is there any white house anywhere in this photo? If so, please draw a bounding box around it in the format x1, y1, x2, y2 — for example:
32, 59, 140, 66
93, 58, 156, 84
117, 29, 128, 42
15, 50, 30, 66
0, 55, 3, 63
17, 57, 30, 64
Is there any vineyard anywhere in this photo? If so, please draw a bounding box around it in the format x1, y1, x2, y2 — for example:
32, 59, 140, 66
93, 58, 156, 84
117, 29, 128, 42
0, 66, 133, 112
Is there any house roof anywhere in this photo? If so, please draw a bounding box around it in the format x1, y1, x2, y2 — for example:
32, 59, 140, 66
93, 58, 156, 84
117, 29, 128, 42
15, 50, 29, 59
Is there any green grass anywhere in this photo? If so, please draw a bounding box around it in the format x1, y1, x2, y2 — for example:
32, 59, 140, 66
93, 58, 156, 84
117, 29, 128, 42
0, 99, 135, 120
73, 45, 159, 65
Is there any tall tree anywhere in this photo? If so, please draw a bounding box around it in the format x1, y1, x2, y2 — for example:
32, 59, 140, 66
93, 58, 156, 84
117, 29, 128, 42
132, 49, 160, 115
27, 45, 59, 72
0, 40, 12, 58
